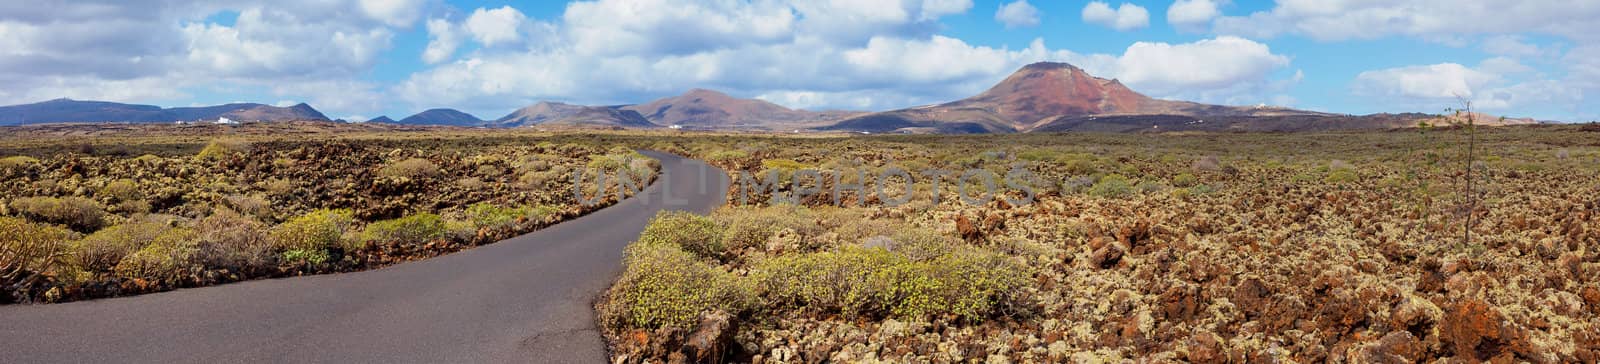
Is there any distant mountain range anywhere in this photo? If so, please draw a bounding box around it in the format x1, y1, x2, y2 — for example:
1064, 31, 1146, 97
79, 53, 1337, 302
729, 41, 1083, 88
820, 62, 1536, 134
0, 99, 327, 126
491, 102, 655, 128
0, 62, 1542, 132
622, 88, 860, 129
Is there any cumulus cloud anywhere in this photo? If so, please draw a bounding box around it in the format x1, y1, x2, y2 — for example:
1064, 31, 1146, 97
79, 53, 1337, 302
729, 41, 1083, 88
1082, 1, 1149, 31
1109, 36, 1290, 96
358, 0, 427, 27
465, 6, 526, 47
1354, 63, 1498, 100
1167, 0, 1223, 33
1351, 59, 1582, 118
995, 0, 1040, 29
422, 18, 461, 64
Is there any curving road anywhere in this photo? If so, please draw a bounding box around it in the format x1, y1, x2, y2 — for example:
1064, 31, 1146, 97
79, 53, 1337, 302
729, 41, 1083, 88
0, 151, 728, 363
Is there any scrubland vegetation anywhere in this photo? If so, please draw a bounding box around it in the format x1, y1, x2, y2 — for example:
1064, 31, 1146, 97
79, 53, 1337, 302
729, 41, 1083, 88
0, 132, 657, 303
600, 125, 1600, 363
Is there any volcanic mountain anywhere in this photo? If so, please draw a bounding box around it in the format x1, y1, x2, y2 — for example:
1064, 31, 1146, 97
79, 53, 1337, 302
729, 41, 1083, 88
491, 102, 655, 128
622, 88, 859, 129
365, 116, 396, 124
820, 62, 1532, 134
397, 108, 484, 127
0, 99, 329, 125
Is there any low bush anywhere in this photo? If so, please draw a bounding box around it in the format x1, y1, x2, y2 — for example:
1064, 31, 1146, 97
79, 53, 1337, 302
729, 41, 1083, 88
0, 155, 40, 169
223, 194, 273, 219
378, 158, 440, 179
362, 213, 447, 246
270, 209, 354, 252
1325, 168, 1360, 184
599, 243, 750, 331
193, 209, 273, 272
9, 196, 107, 232
466, 203, 528, 230
714, 206, 821, 252
1171, 173, 1199, 188
637, 211, 724, 260
1087, 174, 1134, 198
1, 217, 76, 283
73, 216, 173, 272
112, 227, 199, 282
753, 243, 1027, 322
97, 179, 142, 202
196, 140, 248, 161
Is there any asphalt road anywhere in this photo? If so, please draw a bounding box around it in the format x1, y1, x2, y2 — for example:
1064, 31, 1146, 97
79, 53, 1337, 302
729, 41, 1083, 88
0, 151, 729, 363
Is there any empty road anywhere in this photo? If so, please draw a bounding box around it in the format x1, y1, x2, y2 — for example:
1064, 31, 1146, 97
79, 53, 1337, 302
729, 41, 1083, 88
0, 151, 728, 363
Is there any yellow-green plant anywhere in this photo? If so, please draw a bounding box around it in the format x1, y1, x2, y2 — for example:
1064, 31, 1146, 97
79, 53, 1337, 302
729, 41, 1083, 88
600, 243, 750, 330
636, 211, 724, 260
1, 217, 76, 283
9, 196, 107, 232
112, 227, 199, 282
270, 209, 354, 252
378, 158, 440, 179
362, 213, 447, 246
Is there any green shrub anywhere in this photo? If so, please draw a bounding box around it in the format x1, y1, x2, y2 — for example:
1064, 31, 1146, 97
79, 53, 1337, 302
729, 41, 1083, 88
222, 194, 273, 219
378, 158, 440, 179
73, 217, 173, 272
281, 249, 330, 265
1325, 168, 1359, 184
112, 227, 199, 282
637, 211, 723, 260
270, 209, 354, 252
0, 155, 40, 169
1171, 173, 1199, 188
362, 213, 447, 246
1087, 174, 1134, 198
1, 217, 76, 282
193, 209, 272, 271
753, 244, 1027, 322
714, 206, 821, 252
600, 243, 750, 330
465, 203, 528, 230
196, 140, 248, 161
9, 196, 107, 232
98, 179, 141, 201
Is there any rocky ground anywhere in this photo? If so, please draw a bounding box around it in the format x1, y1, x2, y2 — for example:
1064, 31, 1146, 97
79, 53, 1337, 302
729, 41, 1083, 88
600, 126, 1600, 362
1, 130, 658, 303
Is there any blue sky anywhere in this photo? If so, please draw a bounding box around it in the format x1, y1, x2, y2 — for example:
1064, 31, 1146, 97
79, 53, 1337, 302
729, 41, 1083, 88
1, 1, 1594, 122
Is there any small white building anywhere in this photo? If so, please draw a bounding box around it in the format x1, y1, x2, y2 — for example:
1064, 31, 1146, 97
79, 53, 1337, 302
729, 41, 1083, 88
214, 117, 238, 125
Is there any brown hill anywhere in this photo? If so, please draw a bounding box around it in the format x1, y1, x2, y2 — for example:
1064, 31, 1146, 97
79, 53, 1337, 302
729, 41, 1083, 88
622, 89, 859, 129
491, 102, 655, 128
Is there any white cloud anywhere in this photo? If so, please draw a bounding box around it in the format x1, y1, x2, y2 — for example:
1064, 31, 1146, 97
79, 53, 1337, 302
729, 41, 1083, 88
1098, 36, 1292, 102
465, 6, 526, 47
422, 18, 461, 64
0, 0, 411, 118
1355, 63, 1497, 100
1167, 0, 1223, 32
995, 1, 1040, 29
1351, 61, 1584, 118
563, 0, 796, 56
358, 0, 426, 27
1212, 1, 1600, 42
1481, 35, 1549, 58
1082, 1, 1149, 31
